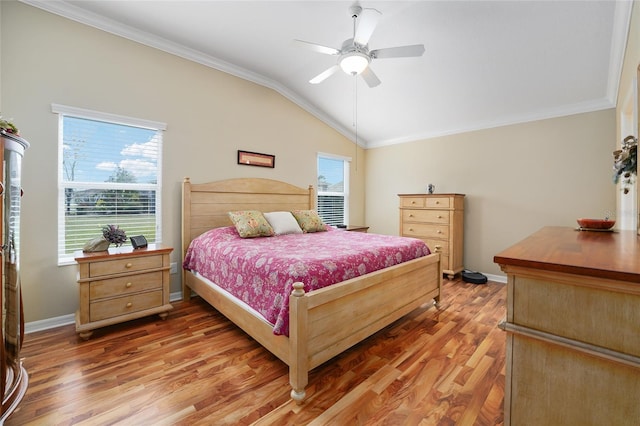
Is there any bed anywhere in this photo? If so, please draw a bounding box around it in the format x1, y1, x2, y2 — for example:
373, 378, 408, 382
181, 177, 442, 404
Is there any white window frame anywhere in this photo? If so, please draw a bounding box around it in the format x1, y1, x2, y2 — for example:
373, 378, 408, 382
317, 152, 350, 226
53, 104, 166, 265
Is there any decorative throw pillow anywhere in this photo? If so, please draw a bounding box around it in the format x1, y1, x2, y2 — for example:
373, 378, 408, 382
263, 211, 303, 235
228, 210, 274, 238
291, 210, 327, 233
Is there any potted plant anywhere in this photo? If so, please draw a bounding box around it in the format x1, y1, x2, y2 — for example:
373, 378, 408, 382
102, 224, 127, 247
0, 116, 19, 135
613, 135, 637, 194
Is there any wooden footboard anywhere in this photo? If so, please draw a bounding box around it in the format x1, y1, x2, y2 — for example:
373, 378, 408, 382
288, 251, 441, 403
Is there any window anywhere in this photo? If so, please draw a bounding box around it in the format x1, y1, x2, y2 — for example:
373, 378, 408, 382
317, 153, 350, 226
54, 104, 166, 264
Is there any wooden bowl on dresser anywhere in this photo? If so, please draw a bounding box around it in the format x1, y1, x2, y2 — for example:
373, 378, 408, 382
576, 218, 616, 230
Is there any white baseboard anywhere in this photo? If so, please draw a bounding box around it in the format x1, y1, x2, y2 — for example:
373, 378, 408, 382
484, 273, 507, 283
25, 291, 185, 334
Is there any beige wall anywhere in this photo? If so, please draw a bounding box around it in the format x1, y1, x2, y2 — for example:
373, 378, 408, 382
366, 109, 616, 278
1, 2, 365, 323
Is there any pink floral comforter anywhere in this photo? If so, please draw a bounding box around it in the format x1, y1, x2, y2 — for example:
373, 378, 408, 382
183, 226, 430, 336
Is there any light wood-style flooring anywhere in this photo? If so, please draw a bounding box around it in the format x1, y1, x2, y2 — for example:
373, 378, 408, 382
7, 278, 506, 425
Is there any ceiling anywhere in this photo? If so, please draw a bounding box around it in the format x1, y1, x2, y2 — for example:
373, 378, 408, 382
24, 1, 633, 148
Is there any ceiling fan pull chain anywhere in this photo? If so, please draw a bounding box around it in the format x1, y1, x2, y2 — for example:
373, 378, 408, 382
354, 74, 358, 170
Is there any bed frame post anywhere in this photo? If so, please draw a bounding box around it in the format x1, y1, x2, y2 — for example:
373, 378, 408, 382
289, 282, 308, 404
182, 177, 192, 302
308, 185, 315, 210
433, 244, 443, 307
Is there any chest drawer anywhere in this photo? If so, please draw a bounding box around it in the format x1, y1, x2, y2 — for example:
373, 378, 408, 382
89, 271, 163, 300
425, 197, 450, 208
402, 223, 449, 240
89, 254, 164, 278
400, 197, 425, 208
402, 209, 449, 224
90, 290, 163, 322
423, 239, 449, 255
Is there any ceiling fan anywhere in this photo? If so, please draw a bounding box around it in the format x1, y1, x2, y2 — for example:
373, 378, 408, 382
294, 5, 425, 88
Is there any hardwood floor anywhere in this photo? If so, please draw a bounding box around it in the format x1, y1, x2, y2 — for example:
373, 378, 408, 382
7, 279, 506, 425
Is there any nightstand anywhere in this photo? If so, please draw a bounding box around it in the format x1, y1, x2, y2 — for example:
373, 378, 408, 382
74, 244, 173, 340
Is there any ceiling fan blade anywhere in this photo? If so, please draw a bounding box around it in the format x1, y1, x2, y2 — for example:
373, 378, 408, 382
293, 39, 340, 56
371, 44, 425, 59
310, 65, 340, 84
354, 9, 381, 46
361, 66, 381, 88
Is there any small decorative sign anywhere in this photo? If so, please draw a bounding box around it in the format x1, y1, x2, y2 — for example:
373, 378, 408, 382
237, 150, 275, 168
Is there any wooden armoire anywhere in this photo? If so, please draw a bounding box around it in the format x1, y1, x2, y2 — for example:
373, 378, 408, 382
0, 131, 29, 422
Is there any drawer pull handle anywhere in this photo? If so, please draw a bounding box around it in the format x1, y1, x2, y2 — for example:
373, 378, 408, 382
409, 228, 414, 232
125, 262, 133, 268
435, 201, 440, 204
411, 201, 416, 204
437, 230, 442, 234
126, 302, 132, 308
125, 282, 132, 288
409, 214, 414, 217
437, 215, 443, 219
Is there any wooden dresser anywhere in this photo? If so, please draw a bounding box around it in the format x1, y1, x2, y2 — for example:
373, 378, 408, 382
399, 193, 465, 279
494, 227, 640, 425
75, 244, 173, 339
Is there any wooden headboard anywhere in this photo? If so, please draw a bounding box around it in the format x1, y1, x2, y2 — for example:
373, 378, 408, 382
181, 177, 314, 258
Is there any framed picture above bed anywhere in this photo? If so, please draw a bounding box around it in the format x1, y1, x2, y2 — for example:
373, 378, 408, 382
237, 150, 275, 168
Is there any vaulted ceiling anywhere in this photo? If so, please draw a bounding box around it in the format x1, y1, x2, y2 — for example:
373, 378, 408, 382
24, 1, 633, 148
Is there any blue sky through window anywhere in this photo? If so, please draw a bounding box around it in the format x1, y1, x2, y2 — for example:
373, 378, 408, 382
62, 116, 159, 184
318, 157, 344, 191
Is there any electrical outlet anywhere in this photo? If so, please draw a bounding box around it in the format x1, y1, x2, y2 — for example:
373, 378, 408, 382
170, 262, 177, 274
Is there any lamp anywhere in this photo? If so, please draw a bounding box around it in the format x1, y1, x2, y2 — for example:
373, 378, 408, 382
339, 52, 369, 75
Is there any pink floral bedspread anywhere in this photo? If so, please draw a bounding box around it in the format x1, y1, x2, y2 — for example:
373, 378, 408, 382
183, 226, 430, 336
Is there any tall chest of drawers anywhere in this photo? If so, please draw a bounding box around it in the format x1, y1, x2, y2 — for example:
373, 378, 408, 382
74, 244, 173, 339
399, 194, 465, 279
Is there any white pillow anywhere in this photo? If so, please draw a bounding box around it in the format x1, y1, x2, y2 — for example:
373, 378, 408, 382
263, 211, 303, 235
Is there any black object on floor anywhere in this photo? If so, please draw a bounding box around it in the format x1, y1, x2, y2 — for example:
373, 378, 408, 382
462, 270, 488, 284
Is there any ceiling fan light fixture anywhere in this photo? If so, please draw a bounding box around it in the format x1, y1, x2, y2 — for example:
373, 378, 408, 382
339, 52, 369, 75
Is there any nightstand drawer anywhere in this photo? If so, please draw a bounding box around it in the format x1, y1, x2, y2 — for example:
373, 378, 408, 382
89, 271, 163, 299
90, 290, 163, 322
403, 223, 449, 239
89, 254, 164, 278
402, 209, 449, 224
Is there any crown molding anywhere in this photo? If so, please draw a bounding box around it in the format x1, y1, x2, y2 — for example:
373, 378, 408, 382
367, 97, 615, 149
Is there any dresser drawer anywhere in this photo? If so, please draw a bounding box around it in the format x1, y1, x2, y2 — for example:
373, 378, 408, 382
89, 271, 163, 300
423, 239, 449, 255
425, 197, 450, 208
400, 197, 425, 208
89, 254, 164, 278
402, 209, 449, 224
90, 290, 163, 322
403, 223, 449, 240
